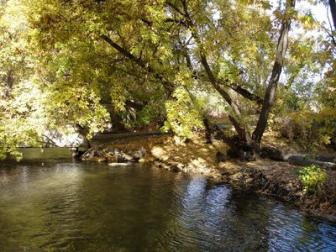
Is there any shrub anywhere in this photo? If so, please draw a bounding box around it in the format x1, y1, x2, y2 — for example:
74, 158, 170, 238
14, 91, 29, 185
278, 111, 335, 151
298, 165, 327, 194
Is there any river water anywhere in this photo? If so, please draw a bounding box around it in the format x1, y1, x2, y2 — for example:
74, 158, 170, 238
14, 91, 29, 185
0, 149, 335, 251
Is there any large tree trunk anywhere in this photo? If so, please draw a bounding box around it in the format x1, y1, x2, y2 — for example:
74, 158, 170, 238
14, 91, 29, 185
76, 124, 91, 148
330, 0, 336, 30
252, 0, 295, 145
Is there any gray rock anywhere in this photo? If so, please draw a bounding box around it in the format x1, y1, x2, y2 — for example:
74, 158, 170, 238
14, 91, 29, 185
116, 152, 134, 163
132, 147, 146, 161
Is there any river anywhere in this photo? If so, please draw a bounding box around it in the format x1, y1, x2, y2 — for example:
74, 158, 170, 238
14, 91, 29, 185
0, 149, 335, 251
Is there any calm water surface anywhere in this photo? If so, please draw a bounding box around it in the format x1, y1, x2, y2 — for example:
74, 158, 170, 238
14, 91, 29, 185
0, 149, 336, 251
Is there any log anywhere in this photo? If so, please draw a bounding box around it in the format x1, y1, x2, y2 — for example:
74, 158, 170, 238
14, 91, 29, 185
287, 154, 336, 170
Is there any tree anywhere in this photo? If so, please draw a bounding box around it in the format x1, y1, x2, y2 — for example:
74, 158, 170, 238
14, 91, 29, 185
0, 0, 333, 160
22, 0, 298, 148
252, 0, 296, 145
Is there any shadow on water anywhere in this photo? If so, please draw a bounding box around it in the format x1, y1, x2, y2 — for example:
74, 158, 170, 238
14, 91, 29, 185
0, 149, 336, 251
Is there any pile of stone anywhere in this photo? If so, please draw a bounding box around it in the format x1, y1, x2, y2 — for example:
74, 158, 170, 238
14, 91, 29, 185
81, 147, 147, 165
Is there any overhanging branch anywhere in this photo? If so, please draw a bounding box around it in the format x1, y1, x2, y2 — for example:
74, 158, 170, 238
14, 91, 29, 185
101, 35, 175, 94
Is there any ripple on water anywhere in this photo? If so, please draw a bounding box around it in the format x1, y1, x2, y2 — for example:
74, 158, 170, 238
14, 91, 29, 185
0, 162, 335, 251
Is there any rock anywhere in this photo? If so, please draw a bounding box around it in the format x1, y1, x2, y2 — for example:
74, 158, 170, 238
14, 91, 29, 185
151, 146, 169, 161
132, 147, 146, 161
105, 152, 118, 163
105, 147, 147, 163
170, 165, 180, 173
176, 163, 185, 170
105, 147, 115, 152
260, 146, 284, 161
173, 136, 186, 146
108, 163, 132, 167
81, 148, 99, 160
117, 152, 134, 163
218, 162, 226, 169
187, 158, 211, 174
97, 157, 107, 163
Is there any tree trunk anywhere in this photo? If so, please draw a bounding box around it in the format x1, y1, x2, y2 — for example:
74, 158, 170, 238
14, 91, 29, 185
203, 118, 212, 144
330, 0, 336, 31
252, 0, 295, 145
4, 69, 14, 97
76, 124, 91, 148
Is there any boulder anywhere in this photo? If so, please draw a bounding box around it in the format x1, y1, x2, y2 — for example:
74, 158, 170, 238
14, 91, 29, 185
151, 146, 169, 161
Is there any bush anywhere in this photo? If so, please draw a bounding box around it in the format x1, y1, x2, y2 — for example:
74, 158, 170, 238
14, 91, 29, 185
298, 165, 327, 194
278, 111, 334, 151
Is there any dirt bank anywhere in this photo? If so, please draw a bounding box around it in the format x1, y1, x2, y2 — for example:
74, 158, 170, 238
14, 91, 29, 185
81, 135, 336, 221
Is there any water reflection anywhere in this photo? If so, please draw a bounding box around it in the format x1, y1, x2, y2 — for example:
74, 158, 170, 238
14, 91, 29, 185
0, 162, 335, 251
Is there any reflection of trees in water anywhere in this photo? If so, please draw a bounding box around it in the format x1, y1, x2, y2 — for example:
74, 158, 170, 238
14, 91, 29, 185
266, 203, 336, 250
0, 163, 84, 250
37, 164, 84, 250
229, 194, 271, 251
68, 165, 185, 250
171, 178, 270, 251
0, 163, 335, 251
0, 168, 10, 185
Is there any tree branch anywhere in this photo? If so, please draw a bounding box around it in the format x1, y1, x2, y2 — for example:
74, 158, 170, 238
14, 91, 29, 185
101, 35, 175, 94
226, 83, 263, 105
169, 0, 250, 141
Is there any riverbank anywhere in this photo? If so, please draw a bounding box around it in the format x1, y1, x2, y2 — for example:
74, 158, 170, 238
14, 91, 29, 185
81, 135, 336, 221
